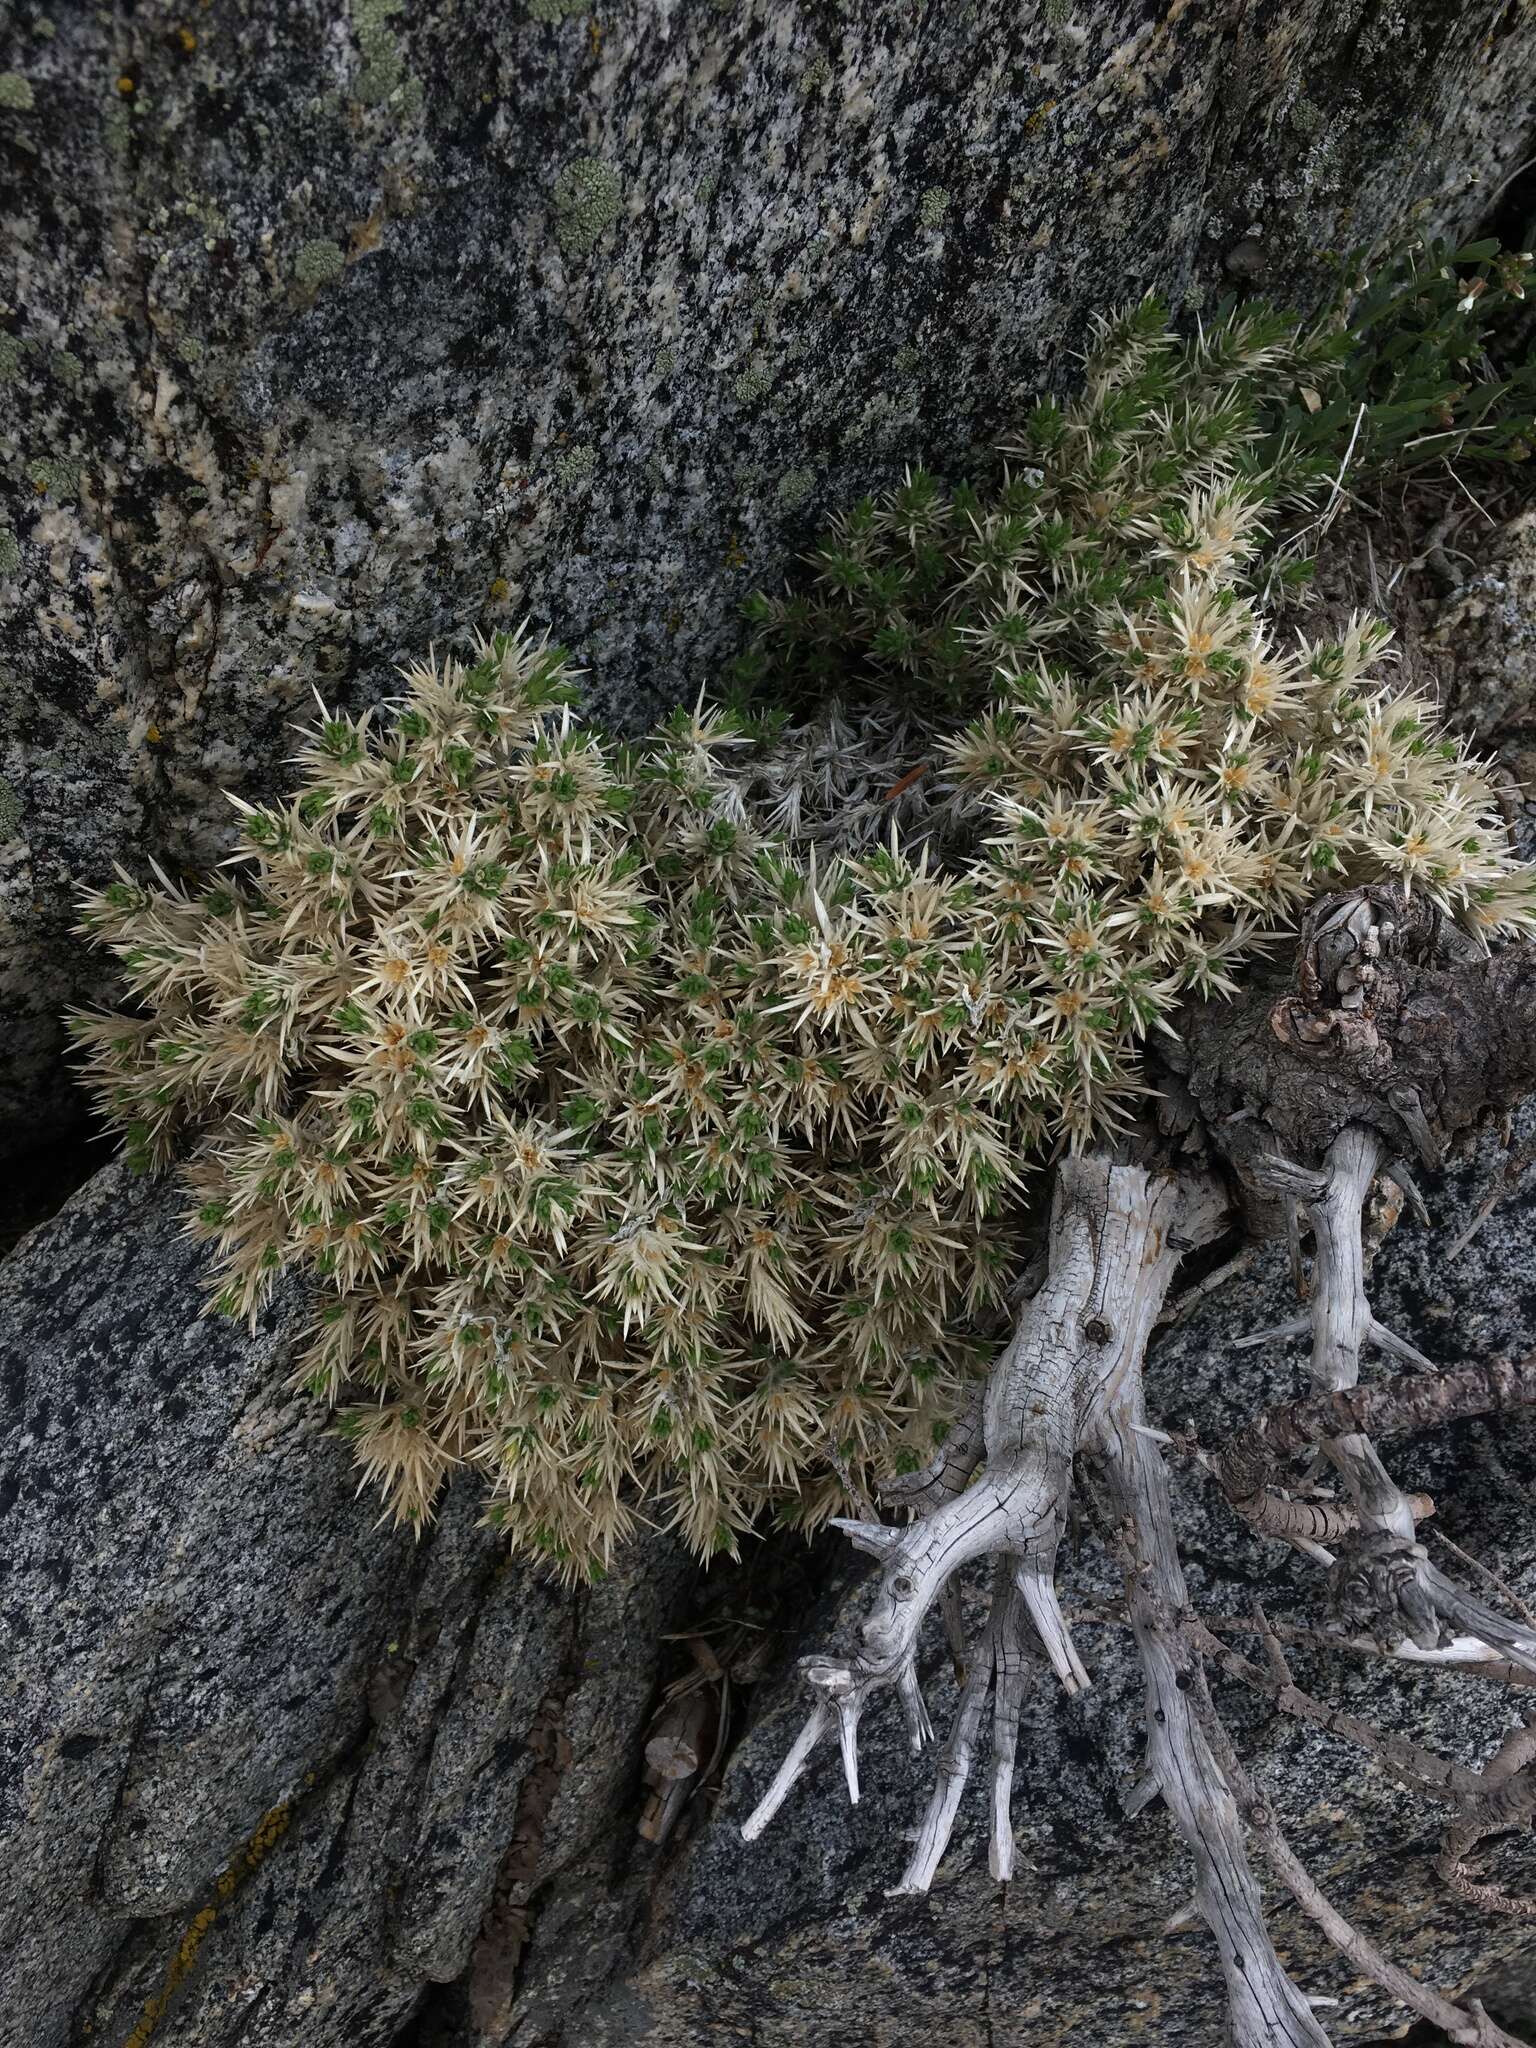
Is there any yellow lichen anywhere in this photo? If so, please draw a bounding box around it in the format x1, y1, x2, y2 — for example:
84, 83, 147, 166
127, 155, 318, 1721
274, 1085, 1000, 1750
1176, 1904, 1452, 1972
121, 1804, 291, 2048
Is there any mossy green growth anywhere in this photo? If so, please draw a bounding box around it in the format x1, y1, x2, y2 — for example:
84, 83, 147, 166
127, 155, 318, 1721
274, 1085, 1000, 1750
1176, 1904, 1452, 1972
526, 0, 588, 19
1301, 230, 1536, 476
0, 529, 19, 577
0, 73, 35, 111
293, 239, 347, 293
733, 361, 773, 406
552, 158, 623, 259
917, 186, 949, 231
0, 776, 21, 840
350, 0, 406, 105
553, 442, 598, 485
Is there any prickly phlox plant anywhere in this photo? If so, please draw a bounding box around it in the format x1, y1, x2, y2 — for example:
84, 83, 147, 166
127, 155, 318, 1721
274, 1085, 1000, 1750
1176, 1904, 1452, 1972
71, 297, 1536, 2048
73, 301, 1533, 1589
727, 295, 1346, 720
728, 256, 1533, 730
71, 633, 992, 1573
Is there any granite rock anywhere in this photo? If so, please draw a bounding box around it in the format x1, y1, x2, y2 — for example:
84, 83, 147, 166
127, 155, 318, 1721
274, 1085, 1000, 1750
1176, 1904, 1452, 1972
1433, 510, 1536, 741
0, 1162, 692, 2048
4, 0, 1536, 1149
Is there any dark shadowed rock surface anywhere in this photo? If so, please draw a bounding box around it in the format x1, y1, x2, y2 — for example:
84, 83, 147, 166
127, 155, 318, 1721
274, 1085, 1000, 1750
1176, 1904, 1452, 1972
4, 0, 1536, 1149
6, 1130, 1536, 2047
1433, 509, 1536, 756
0, 1163, 691, 2048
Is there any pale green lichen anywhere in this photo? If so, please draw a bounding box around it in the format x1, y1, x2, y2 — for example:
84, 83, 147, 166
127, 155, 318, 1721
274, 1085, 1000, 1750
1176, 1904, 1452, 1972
553, 442, 598, 485
732, 360, 773, 406
0, 334, 21, 382
0, 528, 19, 577
775, 466, 815, 511
0, 776, 21, 841
526, 0, 587, 18
29, 456, 81, 498
892, 342, 922, 377
917, 185, 949, 230
350, 0, 406, 105
552, 157, 622, 259
0, 72, 35, 111
293, 239, 347, 293
655, 344, 678, 374
842, 393, 901, 447
801, 51, 831, 95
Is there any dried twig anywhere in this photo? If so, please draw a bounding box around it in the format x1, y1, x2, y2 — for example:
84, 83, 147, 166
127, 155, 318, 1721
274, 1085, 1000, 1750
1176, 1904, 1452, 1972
1448, 1130, 1536, 1260
1190, 1678, 1532, 2048
1097, 1415, 1333, 2045
1246, 1128, 1536, 1673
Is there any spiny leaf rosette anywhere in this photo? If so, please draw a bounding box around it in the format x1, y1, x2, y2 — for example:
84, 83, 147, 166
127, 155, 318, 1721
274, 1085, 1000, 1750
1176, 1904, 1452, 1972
72, 303, 1536, 2048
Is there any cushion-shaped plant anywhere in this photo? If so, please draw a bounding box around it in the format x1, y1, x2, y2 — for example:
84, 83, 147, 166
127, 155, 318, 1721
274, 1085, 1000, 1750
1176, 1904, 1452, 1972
71, 632, 995, 1571
71, 573, 1531, 1577
70, 294, 1536, 2048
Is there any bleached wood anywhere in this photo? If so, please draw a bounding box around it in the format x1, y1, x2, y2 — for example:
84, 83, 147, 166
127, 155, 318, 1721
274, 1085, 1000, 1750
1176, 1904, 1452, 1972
989, 1581, 1031, 1881
1098, 1412, 1333, 2048
744, 1159, 1212, 1852
1193, 1685, 1531, 2048
1295, 1128, 1536, 1671
740, 1142, 1536, 2048
1015, 1564, 1091, 1694
888, 1564, 1036, 1884
739, 1699, 831, 1842
1234, 1315, 1311, 1350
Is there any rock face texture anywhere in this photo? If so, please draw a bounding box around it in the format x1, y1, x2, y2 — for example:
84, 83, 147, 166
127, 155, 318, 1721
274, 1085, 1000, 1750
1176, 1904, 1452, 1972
4, 0, 1536, 1149
1433, 509, 1536, 743
0, 1163, 692, 2048
7, 1135, 1536, 2047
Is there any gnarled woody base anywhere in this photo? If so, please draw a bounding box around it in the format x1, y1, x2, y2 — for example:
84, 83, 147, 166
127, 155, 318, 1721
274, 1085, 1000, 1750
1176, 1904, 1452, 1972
741, 1149, 1533, 2048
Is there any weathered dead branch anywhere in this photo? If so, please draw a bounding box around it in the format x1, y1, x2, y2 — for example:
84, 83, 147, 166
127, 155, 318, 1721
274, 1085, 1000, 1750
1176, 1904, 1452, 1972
743, 885, 1536, 2046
